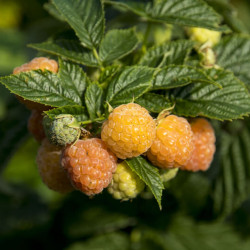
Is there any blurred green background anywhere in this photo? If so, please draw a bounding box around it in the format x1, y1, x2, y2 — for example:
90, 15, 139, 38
1, 0, 250, 249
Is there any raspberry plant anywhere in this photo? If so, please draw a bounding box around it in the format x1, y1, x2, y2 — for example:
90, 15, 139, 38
1, 0, 250, 237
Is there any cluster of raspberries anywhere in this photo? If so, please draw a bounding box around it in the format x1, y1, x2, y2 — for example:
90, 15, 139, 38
14, 57, 216, 201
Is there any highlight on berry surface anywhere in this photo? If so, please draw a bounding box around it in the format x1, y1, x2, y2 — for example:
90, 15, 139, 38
147, 115, 194, 169
61, 138, 117, 196
101, 103, 156, 159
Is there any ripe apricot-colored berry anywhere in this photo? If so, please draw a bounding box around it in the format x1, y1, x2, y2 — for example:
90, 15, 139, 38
187, 27, 221, 47
61, 138, 117, 196
36, 139, 73, 193
108, 162, 145, 200
28, 110, 46, 143
182, 118, 216, 172
101, 103, 156, 159
147, 115, 193, 169
13, 57, 58, 111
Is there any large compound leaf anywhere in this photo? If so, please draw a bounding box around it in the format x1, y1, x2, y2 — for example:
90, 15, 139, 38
139, 40, 194, 67
171, 68, 250, 120
100, 29, 139, 64
85, 83, 104, 120
0, 61, 88, 107
52, 0, 104, 49
29, 40, 98, 67
45, 105, 89, 122
152, 65, 218, 90
106, 66, 154, 107
215, 35, 250, 85
136, 93, 172, 113
126, 156, 164, 209
58, 59, 89, 104
105, 0, 227, 31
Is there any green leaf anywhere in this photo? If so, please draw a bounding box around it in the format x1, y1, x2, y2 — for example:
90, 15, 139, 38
99, 28, 139, 64
52, 0, 104, 49
215, 35, 250, 85
139, 40, 194, 67
126, 156, 164, 209
153, 65, 218, 90
45, 105, 88, 122
106, 66, 154, 107
85, 83, 104, 120
0, 60, 88, 107
99, 65, 120, 84
29, 40, 98, 67
136, 93, 172, 113
171, 68, 250, 120
44, 2, 65, 21
58, 59, 89, 104
105, 0, 227, 31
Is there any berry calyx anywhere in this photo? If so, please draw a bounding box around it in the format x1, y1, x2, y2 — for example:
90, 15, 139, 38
36, 139, 73, 193
147, 115, 194, 169
108, 161, 145, 200
61, 138, 117, 196
43, 114, 81, 147
101, 103, 156, 159
28, 110, 46, 143
182, 118, 216, 172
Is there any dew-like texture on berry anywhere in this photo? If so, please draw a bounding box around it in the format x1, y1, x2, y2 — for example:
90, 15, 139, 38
108, 162, 145, 200
61, 138, 117, 196
147, 115, 194, 169
13, 57, 58, 111
28, 110, 46, 143
43, 114, 81, 146
36, 139, 73, 193
101, 103, 156, 159
182, 118, 216, 172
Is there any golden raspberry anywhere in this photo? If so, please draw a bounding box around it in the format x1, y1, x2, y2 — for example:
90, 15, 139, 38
147, 115, 194, 169
61, 138, 117, 196
187, 27, 221, 47
13, 57, 58, 74
101, 103, 156, 159
108, 162, 145, 200
182, 118, 216, 172
13, 57, 58, 111
28, 110, 46, 143
36, 139, 73, 193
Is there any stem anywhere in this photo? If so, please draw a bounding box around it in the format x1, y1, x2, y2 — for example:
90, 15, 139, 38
142, 22, 152, 53
79, 117, 106, 125
93, 48, 104, 71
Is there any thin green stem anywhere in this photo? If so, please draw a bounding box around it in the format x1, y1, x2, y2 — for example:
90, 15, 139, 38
93, 48, 104, 71
142, 22, 152, 53
79, 117, 106, 125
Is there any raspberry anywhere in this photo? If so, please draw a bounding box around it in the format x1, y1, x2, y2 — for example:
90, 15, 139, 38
43, 114, 81, 146
28, 110, 46, 143
147, 115, 194, 169
187, 27, 221, 47
182, 118, 216, 172
13, 57, 58, 111
13, 57, 58, 74
36, 139, 73, 193
101, 103, 156, 159
108, 162, 145, 200
61, 138, 117, 196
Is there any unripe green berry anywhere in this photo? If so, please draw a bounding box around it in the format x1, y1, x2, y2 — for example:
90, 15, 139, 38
43, 114, 81, 146
108, 162, 145, 201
